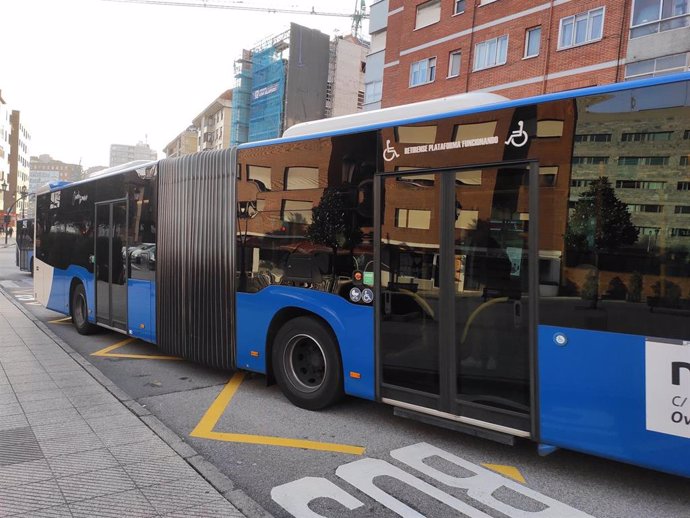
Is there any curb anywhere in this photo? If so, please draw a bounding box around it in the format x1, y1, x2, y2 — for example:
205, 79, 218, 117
0, 286, 274, 518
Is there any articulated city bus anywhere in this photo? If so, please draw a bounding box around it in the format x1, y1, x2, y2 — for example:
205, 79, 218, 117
35, 72, 690, 477
16, 217, 34, 274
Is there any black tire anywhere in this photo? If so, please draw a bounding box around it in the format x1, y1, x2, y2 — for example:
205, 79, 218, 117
272, 316, 344, 410
71, 283, 97, 335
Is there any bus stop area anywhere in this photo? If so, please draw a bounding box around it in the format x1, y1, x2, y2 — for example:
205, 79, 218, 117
0, 287, 256, 517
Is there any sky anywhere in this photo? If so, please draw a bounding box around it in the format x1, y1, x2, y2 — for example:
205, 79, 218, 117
2, 0, 367, 169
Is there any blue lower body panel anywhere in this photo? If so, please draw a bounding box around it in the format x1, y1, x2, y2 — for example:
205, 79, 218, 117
127, 279, 156, 343
539, 325, 690, 477
236, 286, 375, 400
47, 265, 95, 323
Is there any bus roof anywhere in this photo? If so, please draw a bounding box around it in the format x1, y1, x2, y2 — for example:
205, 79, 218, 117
282, 92, 509, 138
36, 160, 158, 194
241, 71, 690, 149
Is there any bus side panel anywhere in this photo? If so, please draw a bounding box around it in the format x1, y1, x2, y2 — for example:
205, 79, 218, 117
44, 265, 94, 322
539, 325, 690, 478
127, 279, 156, 343
236, 286, 375, 400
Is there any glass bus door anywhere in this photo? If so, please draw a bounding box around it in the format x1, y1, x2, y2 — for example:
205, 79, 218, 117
377, 163, 536, 436
95, 200, 128, 331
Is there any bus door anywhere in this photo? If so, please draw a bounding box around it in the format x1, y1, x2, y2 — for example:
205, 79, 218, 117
376, 162, 537, 438
95, 200, 128, 331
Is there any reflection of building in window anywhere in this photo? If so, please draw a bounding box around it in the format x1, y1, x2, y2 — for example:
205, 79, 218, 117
537, 120, 564, 137
284, 167, 319, 190
395, 125, 437, 143
455, 209, 478, 229
669, 227, 690, 237
628, 204, 663, 213
281, 200, 313, 224
622, 131, 673, 142
452, 121, 497, 141
573, 156, 609, 165
395, 208, 431, 229
575, 133, 612, 143
571, 179, 593, 187
616, 180, 666, 189
675, 205, 690, 213
247, 165, 272, 190
539, 166, 558, 186
618, 156, 669, 166
455, 170, 482, 185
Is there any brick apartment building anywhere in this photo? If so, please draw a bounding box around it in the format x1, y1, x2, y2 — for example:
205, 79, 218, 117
364, 0, 690, 109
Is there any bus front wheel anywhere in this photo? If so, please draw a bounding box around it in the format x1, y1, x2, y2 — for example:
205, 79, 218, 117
272, 317, 344, 410
71, 284, 97, 335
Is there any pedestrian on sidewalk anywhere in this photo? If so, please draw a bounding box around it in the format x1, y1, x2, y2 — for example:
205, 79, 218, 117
7, 227, 12, 239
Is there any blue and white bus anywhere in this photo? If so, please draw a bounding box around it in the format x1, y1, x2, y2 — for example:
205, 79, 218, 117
16, 217, 34, 275
35, 73, 690, 477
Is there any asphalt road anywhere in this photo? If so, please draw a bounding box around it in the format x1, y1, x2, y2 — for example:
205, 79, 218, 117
2, 242, 689, 518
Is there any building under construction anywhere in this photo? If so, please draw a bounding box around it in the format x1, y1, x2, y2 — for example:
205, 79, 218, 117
231, 23, 368, 145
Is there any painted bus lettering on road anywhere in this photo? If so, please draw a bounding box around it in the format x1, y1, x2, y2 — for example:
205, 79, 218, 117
272, 442, 593, 518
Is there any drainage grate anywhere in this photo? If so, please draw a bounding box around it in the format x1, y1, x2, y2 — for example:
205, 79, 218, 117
0, 426, 44, 466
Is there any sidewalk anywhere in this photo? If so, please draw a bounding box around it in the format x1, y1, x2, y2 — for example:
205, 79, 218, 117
0, 289, 251, 517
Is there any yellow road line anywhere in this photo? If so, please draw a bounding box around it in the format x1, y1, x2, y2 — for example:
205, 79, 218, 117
48, 316, 73, 324
91, 338, 136, 356
91, 338, 182, 360
482, 463, 526, 484
190, 372, 365, 455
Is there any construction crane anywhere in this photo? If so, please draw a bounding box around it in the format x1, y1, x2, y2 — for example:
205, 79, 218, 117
102, 0, 369, 39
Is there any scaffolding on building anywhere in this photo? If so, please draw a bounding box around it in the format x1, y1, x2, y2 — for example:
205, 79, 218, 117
230, 30, 290, 145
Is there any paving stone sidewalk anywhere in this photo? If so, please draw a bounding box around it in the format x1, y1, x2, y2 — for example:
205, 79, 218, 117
0, 290, 248, 517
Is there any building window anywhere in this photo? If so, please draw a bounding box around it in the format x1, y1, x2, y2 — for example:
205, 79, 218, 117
681, 156, 689, 166
247, 165, 272, 191
454, 0, 466, 14
572, 156, 609, 165
621, 131, 673, 142
558, 7, 604, 49
575, 133, 612, 142
395, 208, 431, 230
473, 35, 508, 71
364, 80, 383, 104
571, 179, 594, 187
284, 167, 319, 190
282, 200, 313, 224
631, 0, 690, 38
448, 50, 462, 78
524, 26, 541, 58
669, 227, 690, 237
684, 129, 690, 139
627, 204, 663, 213
679, 181, 690, 190
675, 205, 690, 214
410, 57, 437, 87
415, 0, 441, 30
625, 52, 690, 80
396, 125, 437, 144
618, 156, 669, 166
616, 180, 666, 189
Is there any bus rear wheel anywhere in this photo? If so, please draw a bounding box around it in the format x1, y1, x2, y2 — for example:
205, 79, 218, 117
71, 283, 97, 335
272, 317, 344, 410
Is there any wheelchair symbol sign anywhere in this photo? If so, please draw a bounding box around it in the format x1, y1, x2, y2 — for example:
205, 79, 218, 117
505, 120, 529, 147
382, 140, 400, 162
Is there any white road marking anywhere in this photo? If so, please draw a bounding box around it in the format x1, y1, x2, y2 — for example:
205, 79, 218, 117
272, 442, 595, 518
271, 477, 364, 518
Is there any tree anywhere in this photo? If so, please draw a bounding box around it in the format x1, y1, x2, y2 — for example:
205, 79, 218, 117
565, 177, 638, 253
306, 187, 362, 284
565, 177, 638, 307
